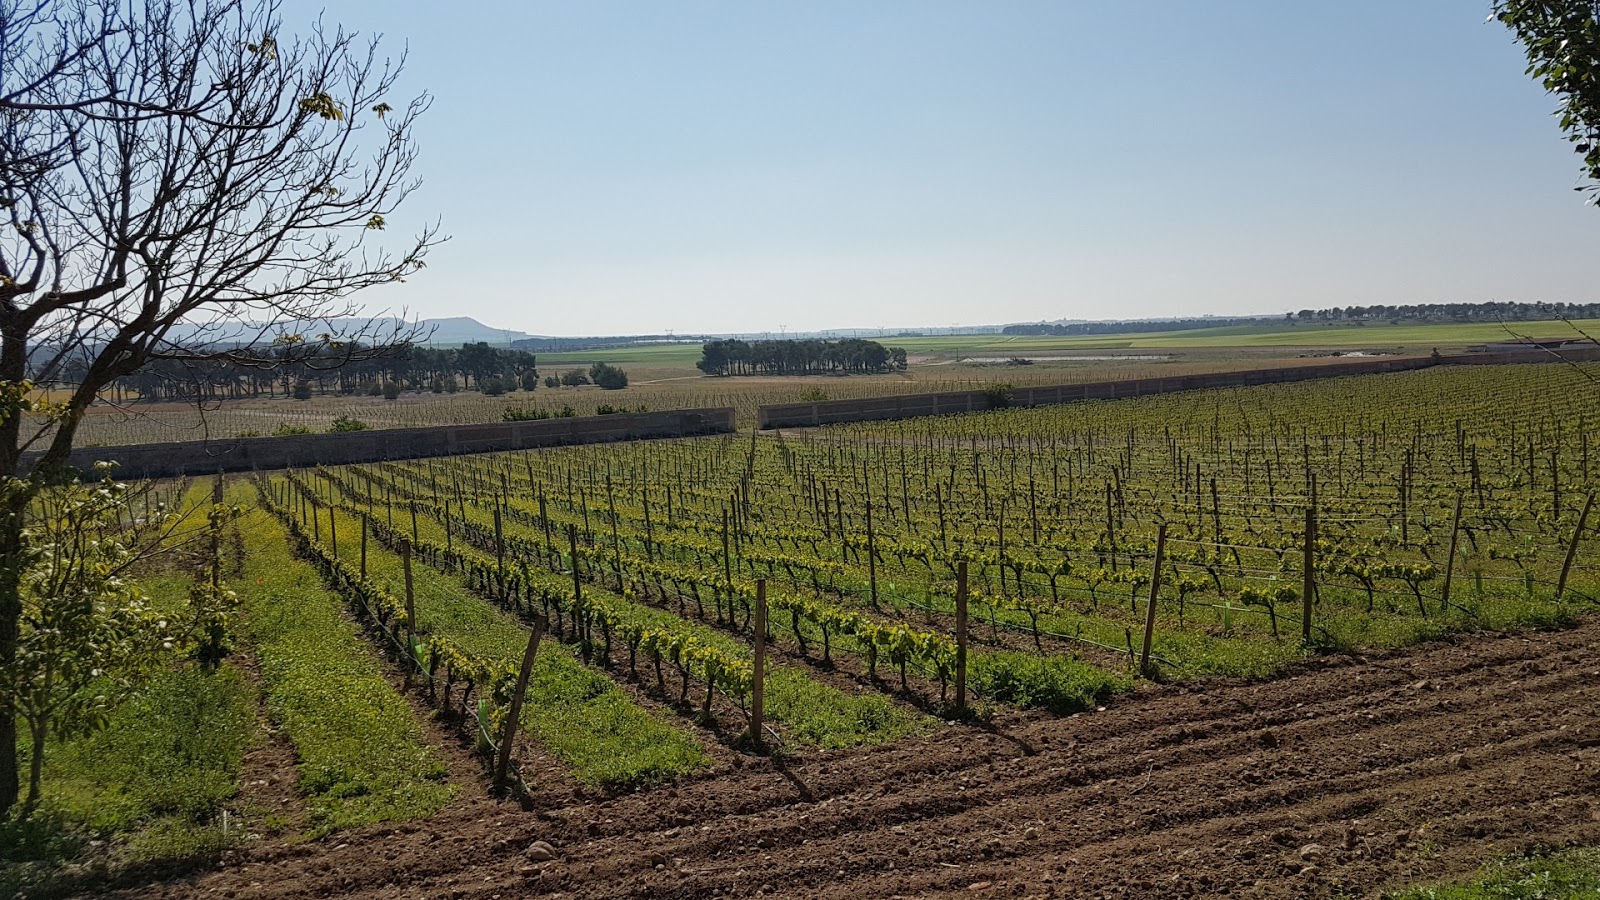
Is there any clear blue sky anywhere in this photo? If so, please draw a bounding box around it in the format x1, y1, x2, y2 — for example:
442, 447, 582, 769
291, 1, 1600, 335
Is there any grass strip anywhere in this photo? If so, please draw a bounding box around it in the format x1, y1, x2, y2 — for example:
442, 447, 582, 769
236, 502, 454, 835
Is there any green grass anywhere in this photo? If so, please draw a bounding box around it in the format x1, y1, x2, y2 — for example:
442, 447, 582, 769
967, 651, 1130, 715
1, 665, 256, 895
237, 505, 455, 835
1387, 847, 1600, 899
317, 502, 708, 787
763, 669, 931, 749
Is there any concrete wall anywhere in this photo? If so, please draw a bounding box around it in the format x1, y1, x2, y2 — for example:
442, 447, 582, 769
28, 407, 735, 480
755, 349, 1600, 429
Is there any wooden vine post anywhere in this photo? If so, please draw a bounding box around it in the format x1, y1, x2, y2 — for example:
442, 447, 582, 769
1557, 492, 1596, 600
750, 579, 767, 748
955, 561, 969, 712
409, 499, 419, 544
1440, 491, 1463, 612
495, 615, 547, 791
1140, 523, 1166, 677
401, 539, 417, 631
865, 495, 880, 611
360, 515, 369, 578
568, 523, 584, 608
1302, 501, 1316, 644
493, 503, 506, 598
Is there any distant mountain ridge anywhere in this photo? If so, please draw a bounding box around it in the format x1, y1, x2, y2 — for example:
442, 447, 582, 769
161, 315, 535, 348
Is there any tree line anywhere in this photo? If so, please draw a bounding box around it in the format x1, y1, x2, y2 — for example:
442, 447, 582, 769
1002, 301, 1600, 337
94, 342, 541, 402
696, 339, 908, 376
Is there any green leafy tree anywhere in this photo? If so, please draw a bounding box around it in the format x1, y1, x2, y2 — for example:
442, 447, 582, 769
1498, 1, 1600, 204
1, 475, 179, 817
589, 362, 629, 390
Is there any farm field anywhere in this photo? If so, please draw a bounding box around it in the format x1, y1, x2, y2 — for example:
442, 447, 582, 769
53, 316, 1600, 448
22, 360, 1600, 899
61, 350, 1410, 446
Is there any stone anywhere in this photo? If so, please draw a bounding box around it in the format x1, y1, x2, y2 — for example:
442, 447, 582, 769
524, 841, 557, 862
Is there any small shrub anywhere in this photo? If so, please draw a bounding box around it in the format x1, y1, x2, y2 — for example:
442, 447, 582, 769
382, 380, 402, 400
273, 423, 312, 436
501, 407, 551, 422
291, 379, 312, 401
560, 369, 589, 387
557, 405, 576, 418
328, 416, 368, 432
981, 382, 1015, 409
480, 376, 507, 396
589, 362, 629, 390
443, 377, 459, 393
799, 387, 829, 402
520, 371, 540, 391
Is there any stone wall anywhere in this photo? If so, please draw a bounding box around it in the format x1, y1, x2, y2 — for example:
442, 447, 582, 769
29, 407, 735, 480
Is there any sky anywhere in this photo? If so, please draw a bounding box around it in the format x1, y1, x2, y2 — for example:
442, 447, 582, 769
287, 1, 1600, 336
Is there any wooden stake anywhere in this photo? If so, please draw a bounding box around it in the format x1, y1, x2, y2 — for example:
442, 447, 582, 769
1302, 502, 1316, 644
865, 494, 879, 611
1140, 524, 1166, 676
360, 515, 369, 577
750, 579, 767, 747
401, 539, 417, 631
955, 561, 969, 712
1440, 491, 1463, 612
495, 616, 547, 789
1557, 492, 1595, 600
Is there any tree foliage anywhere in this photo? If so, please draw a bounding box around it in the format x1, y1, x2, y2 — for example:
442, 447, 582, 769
1497, 1, 1600, 204
696, 338, 907, 377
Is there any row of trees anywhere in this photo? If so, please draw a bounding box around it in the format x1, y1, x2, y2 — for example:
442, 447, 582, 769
1285, 301, 1600, 324
696, 339, 907, 376
104, 342, 542, 402
1003, 301, 1600, 338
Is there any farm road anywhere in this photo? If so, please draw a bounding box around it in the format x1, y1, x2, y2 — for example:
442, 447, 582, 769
106, 619, 1600, 899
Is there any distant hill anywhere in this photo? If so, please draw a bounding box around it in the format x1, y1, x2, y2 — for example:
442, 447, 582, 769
159, 315, 534, 348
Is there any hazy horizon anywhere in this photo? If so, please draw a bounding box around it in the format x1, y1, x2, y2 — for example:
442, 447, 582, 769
291, 1, 1600, 335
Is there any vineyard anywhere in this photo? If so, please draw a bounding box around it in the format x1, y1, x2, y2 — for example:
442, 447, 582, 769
245, 362, 1600, 793
18, 360, 1600, 899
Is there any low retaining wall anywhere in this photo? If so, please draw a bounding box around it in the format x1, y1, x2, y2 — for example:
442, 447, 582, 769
756, 348, 1600, 429
29, 407, 735, 480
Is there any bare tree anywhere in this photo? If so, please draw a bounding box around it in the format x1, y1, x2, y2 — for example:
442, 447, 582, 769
0, 0, 439, 816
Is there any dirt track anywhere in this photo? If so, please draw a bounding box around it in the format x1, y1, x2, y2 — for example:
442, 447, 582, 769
100, 619, 1600, 900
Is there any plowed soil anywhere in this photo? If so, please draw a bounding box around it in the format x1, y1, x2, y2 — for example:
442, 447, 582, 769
95, 619, 1600, 900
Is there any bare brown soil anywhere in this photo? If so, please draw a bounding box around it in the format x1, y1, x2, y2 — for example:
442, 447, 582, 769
89, 619, 1600, 900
